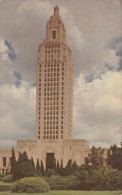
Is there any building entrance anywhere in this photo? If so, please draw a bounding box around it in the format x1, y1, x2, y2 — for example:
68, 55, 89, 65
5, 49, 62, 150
46, 153, 55, 170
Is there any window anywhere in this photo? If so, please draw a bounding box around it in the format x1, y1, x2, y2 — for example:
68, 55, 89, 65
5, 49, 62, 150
3, 157, 6, 167
52, 31, 56, 39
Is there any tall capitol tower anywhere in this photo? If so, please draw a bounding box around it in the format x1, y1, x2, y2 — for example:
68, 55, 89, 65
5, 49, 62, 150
36, 6, 73, 142
0, 7, 89, 172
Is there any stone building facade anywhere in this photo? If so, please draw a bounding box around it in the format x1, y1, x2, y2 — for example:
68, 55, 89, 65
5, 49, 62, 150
0, 6, 89, 174
36, 6, 73, 142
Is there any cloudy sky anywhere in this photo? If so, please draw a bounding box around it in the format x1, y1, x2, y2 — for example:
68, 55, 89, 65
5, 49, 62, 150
0, 0, 122, 148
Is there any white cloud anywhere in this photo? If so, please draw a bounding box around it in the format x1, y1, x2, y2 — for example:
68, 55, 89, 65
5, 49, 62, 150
17, 0, 53, 18
103, 48, 120, 68
0, 39, 16, 62
0, 39, 17, 85
0, 81, 36, 148
94, 95, 121, 114
68, 25, 84, 50
73, 70, 122, 147
0, 39, 9, 61
0, 39, 8, 53
61, 9, 84, 50
61, 5, 84, 50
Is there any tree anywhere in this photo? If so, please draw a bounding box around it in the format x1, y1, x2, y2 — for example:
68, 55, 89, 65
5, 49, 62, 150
76, 165, 122, 190
10, 147, 16, 174
56, 160, 60, 173
54, 158, 56, 170
86, 146, 105, 167
40, 160, 45, 176
31, 157, 35, 171
59, 159, 73, 176
12, 151, 35, 181
66, 159, 72, 168
36, 158, 41, 176
58, 159, 64, 175
60, 159, 63, 169
72, 161, 79, 171
107, 144, 122, 170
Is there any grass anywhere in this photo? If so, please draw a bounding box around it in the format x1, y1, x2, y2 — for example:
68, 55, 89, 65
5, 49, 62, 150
0, 181, 12, 186
0, 191, 122, 195
0, 181, 121, 195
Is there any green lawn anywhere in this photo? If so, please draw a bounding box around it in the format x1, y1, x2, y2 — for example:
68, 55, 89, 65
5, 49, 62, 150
0, 191, 122, 195
0, 181, 12, 186
0, 181, 122, 195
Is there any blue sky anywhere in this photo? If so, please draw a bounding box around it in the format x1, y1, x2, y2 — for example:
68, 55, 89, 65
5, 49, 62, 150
0, 0, 122, 148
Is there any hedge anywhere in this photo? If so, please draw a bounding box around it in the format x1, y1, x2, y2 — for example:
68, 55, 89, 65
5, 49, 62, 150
45, 175, 67, 190
2, 175, 13, 183
0, 181, 12, 191
44, 175, 82, 190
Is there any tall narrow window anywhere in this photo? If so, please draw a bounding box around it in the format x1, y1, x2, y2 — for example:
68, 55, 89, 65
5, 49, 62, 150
3, 157, 6, 167
52, 31, 56, 39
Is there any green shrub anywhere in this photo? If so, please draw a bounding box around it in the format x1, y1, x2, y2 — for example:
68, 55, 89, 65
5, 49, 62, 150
11, 177, 50, 193
45, 169, 57, 177
65, 175, 80, 190
76, 166, 122, 191
46, 175, 80, 190
0, 181, 12, 191
46, 175, 67, 190
2, 175, 13, 183
0, 175, 4, 181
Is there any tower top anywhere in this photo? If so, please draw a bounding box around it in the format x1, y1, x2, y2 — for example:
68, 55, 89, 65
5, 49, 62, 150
53, 6, 59, 16
45, 6, 66, 42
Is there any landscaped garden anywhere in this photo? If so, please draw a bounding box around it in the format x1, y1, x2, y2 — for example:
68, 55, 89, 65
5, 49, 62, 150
0, 145, 122, 194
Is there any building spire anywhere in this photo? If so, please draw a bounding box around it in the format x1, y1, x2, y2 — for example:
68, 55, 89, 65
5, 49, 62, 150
46, 5, 66, 41
54, 6, 59, 16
